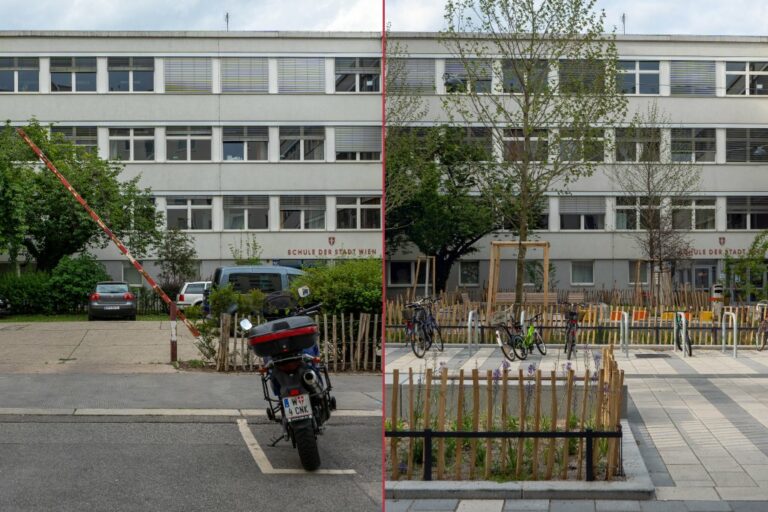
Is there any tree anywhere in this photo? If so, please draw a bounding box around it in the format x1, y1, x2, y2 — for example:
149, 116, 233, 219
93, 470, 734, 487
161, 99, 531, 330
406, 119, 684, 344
0, 124, 34, 275
724, 231, 768, 303
387, 126, 498, 291
440, 0, 628, 307
157, 228, 199, 296
229, 234, 263, 265
0, 121, 163, 271
610, 104, 701, 306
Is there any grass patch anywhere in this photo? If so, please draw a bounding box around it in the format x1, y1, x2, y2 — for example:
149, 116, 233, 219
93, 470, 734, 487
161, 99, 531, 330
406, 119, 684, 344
0, 314, 169, 322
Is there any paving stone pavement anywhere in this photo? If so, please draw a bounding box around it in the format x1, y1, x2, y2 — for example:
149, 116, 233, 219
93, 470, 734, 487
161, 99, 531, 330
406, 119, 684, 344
385, 345, 768, 509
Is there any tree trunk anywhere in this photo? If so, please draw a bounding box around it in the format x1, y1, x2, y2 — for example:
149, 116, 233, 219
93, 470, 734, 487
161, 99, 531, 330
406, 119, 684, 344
514, 217, 529, 316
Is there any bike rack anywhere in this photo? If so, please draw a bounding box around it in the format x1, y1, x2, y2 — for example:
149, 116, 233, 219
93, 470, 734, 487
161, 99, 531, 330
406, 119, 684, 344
673, 312, 689, 358
467, 309, 480, 357
721, 311, 738, 358
520, 310, 526, 332
619, 311, 629, 357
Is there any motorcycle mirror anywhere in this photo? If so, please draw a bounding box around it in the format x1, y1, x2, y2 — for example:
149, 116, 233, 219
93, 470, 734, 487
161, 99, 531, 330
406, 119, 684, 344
239, 318, 253, 332
298, 286, 311, 298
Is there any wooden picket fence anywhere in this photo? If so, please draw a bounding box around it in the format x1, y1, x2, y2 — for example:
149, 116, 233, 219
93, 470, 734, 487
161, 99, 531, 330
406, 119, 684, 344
216, 312, 381, 372
386, 299, 767, 347
386, 346, 624, 481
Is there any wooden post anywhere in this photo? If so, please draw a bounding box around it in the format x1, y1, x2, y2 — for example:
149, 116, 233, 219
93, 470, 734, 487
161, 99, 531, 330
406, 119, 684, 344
533, 369, 542, 480
577, 369, 590, 480
340, 314, 346, 372
437, 367, 448, 480
391, 369, 400, 480
469, 369, 480, 479
561, 369, 574, 480
516, 368, 525, 479
485, 370, 493, 479
546, 370, 557, 479
455, 369, 465, 480
407, 367, 415, 479
332, 315, 338, 372
500, 369, 509, 471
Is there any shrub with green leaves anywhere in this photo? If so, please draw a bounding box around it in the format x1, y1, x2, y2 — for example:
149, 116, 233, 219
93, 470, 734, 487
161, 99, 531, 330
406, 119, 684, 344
291, 258, 382, 314
0, 271, 53, 314
48, 254, 111, 313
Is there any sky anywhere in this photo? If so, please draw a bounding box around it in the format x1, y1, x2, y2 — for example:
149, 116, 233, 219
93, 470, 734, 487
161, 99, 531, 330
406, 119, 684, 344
0, 0, 764, 36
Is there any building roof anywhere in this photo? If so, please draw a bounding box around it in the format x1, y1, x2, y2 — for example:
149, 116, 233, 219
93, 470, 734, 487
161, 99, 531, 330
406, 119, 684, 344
0, 30, 381, 39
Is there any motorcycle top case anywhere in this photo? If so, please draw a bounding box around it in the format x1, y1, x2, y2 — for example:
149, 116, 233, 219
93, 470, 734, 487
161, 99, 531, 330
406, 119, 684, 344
247, 315, 318, 357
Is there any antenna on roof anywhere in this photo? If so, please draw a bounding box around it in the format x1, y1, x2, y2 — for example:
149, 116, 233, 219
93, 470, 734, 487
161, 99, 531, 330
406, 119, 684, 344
225, 12, 230, 32
621, 13, 626, 35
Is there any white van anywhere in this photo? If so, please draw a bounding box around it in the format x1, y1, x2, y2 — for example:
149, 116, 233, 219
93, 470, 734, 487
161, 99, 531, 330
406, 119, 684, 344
176, 281, 212, 310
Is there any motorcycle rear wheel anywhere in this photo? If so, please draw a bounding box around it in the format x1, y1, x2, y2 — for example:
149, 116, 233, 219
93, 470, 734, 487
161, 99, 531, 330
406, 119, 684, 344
293, 419, 321, 471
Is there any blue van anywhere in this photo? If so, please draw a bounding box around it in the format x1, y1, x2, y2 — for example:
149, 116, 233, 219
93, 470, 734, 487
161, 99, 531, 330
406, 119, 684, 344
204, 265, 304, 313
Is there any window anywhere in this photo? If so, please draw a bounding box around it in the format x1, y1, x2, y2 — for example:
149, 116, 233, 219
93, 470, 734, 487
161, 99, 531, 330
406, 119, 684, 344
279, 127, 324, 161
671, 198, 715, 230
459, 261, 480, 286
336, 196, 381, 230
222, 127, 268, 161
559, 128, 604, 162
389, 58, 435, 94
615, 128, 660, 162
617, 61, 659, 94
164, 58, 211, 94
671, 128, 716, 162
503, 129, 549, 162
0, 57, 38, 92
166, 197, 212, 230
559, 60, 605, 94
108, 57, 154, 92
616, 196, 661, 230
223, 196, 269, 230
727, 197, 768, 230
278, 58, 325, 93
726, 129, 768, 163
335, 126, 381, 161
50, 57, 96, 92
108, 128, 155, 161
725, 61, 768, 96
628, 260, 648, 284
221, 57, 268, 93
559, 197, 605, 230
502, 59, 548, 94
51, 126, 97, 153
444, 59, 492, 93
280, 196, 326, 230
166, 127, 212, 161
228, 272, 282, 294
388, 261, 414, 286
335, 58, 380, 92
670, 60, 716, 96
571, 261, 594, 285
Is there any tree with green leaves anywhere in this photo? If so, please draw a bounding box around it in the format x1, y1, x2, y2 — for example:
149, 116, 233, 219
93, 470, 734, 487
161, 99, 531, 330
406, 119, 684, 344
156, 227, 199, 296
229, 234, 263, 266
440, 0, 628, 306
0, 121, 163, 271
725, 231, 768, 303
0, 124, 34, 275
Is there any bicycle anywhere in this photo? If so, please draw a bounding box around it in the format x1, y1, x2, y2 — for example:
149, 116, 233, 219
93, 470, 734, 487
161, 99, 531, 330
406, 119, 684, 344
756, 301, 768, 351
493, 311, 547, 361
403, 297, 444, 358
674, 311, 693, 357
563, 304, 580, 361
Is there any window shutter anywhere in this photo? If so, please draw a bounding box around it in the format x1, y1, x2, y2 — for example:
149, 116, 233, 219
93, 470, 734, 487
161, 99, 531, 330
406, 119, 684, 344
335, 58, 380, 75
221, 58, 268, 93
280, 196, 326, 209
278, 58, 325, 93
750, 197, 768, 213
391, 59, 435, 94
445, 59, 492, 81
224, 195, 269, 208
0, 57, 38, 70
164, 58, 212, 94
335, 126, 382, 152
223, 126, 269, 141
670, 61, 715, 96
559, 196, 606, 214
51, 57, 96, 72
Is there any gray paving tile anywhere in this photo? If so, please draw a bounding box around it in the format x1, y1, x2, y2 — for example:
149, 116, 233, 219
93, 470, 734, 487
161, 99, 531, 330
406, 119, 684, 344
550, 500, 596, 512
649, 472, 676, 487
683, 501, 733, 511
595, 500, 641, 511
386, 500, 414, 512
728, 502, 768, 512
503, 500, 549, 511
640, 502, 687, 512
411, 499, 460, 511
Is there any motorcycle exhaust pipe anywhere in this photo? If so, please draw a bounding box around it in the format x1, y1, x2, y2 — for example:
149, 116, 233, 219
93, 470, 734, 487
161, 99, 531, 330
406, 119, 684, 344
302, 369, 323, 395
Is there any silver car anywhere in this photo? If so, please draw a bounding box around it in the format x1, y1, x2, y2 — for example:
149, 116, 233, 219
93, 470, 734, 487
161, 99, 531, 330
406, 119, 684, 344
176, 281, 211, 311
88, 282, 137, 321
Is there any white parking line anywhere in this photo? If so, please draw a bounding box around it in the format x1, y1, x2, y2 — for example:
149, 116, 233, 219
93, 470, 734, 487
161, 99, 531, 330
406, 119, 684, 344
236, 419, 356, 475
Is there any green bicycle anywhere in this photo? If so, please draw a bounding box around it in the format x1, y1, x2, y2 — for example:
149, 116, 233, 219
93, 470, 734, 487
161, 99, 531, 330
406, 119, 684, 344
494, 312, 547, 361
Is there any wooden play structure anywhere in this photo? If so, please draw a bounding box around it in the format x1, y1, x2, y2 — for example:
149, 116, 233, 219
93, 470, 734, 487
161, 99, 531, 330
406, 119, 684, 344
485, 240, 551, 320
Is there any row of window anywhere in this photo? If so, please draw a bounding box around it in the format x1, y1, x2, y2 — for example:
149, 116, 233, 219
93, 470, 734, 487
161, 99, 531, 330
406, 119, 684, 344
401, 126, 768, 163
0, 56, 380, 94
528, 196, 768, 232
50, 125, 381, 162
394, 58, 768, 97
163, 195, 381, 231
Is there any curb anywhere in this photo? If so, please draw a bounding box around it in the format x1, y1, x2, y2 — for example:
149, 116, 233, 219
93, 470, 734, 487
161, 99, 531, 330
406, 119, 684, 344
385, 420, 654, 501
0, 407, 381, 418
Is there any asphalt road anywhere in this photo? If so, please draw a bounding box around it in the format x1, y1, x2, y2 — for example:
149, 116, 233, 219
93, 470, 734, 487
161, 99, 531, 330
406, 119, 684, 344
0, 414, 381, 512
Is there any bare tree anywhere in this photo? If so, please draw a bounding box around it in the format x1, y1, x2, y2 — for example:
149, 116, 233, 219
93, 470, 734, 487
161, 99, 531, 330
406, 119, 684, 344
611, 103, 702, 306
441, 0, 627, 308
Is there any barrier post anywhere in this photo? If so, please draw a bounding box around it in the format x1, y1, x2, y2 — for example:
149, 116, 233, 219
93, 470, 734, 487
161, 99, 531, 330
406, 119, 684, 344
170, 303, 178, 363
721, 312, 738, 358
620, 311, 629, 357
676, 312, 688, 358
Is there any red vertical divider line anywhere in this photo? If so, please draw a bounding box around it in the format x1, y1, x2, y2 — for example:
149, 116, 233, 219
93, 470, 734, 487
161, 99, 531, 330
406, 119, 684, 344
381, 0, 388, 507
15, 128, 200, 339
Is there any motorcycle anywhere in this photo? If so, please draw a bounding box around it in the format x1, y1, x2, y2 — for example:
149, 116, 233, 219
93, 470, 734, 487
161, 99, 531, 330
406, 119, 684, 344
238, 286, 336, 471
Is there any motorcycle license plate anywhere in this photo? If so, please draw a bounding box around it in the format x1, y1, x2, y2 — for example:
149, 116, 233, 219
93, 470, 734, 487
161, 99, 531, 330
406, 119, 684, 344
283, 394, 312, 422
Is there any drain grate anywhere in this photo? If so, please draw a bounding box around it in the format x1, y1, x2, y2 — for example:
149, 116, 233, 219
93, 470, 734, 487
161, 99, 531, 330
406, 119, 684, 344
635, 353, 670, 359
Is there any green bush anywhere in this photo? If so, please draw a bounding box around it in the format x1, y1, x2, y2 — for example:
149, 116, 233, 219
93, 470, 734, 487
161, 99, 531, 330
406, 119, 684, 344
0, 272, 53, 314
48, 254, 111, 313
291, 258, 382, 314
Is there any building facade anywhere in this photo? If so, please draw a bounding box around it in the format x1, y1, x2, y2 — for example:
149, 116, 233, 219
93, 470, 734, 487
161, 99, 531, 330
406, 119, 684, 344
388, 32, 768, 295
0, 31, 383, 282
